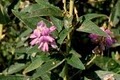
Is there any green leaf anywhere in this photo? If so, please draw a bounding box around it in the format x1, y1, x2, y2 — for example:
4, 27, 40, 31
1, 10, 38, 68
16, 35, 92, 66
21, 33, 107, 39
21, 4, 44, 13
64, 16, 73, 28
77, 20, 107, 37
2, 63, 25, 75
26, 7, 62, 17
0, 4, 9, 24
32, 59, 65, 79
110, 0, 120, 27
12, 10, 41, 29
20, 28, 32, 38
16, 37, 28, 48
50, 16, 63, 33
96, 70, 120, 80
111, 27, 120, 47
12, 10, 51, 29
0, 75, 29, 80
93, 56, 120, 71
57, 28, 72, 44
69, 49, 81, 58
67, 54, 85, 70
35, 0, 62, 17
84, 77, 90, 80
41, 73, 50, 80
21, 0, 62, 17
23, 57, 44, 74
15, 45, 42, 54
59, 65, 66, 78
35, 0, 48, 3
15, 47, 29, 53
79, 13, 107, 22
27, 45, 41, 54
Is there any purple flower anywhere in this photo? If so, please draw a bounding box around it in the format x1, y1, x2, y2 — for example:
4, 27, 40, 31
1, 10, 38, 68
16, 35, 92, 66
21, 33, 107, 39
30, 21, 57, 52
89, 27, 115, 48
89, 34, 99, 42
30, 29, 41, 45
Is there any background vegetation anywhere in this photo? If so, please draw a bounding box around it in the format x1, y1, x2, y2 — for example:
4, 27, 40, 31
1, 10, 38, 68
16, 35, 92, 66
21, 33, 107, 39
0, 0, 120, 80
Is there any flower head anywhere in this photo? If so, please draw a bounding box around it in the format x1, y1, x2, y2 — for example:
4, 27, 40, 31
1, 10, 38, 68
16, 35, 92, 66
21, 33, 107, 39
30, 21, 57, 52
89, 27, 115, 48
103, 74, 115, 80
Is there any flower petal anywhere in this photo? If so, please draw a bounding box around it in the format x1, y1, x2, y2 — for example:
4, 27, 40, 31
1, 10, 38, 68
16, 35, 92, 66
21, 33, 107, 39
51, 41, 57, 48
30, 38, 38, 45
41, 27, 50, 35
89, 34, 98, 41
41, 42, 49, 52
34, 29, 41, 37
45, 36, 54, 42
49, 26, 56, 32
44, 42, 49, 51
39, 36, 45, 43
38, 42, 44, 49
30, 34, 36, 38
37, 21, 46, 28
105, 36, 113, 47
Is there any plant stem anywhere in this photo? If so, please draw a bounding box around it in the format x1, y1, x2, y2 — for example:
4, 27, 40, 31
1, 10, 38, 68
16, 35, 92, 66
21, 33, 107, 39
63, 63, 69, 80
0, 24, 5, 40
74, 6, 79, 21
64, 1, 75, 80
69, 0, 74, 17
63, 0, 67, 12
86, 54, 97, 66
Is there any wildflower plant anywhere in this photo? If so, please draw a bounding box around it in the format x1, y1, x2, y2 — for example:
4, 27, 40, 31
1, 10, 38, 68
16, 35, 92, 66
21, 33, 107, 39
0, 0, 120, 80
30, 21, 57, 52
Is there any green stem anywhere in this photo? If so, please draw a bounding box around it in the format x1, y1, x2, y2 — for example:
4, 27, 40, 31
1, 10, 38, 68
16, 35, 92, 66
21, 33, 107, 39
69, 0, 74, 17
63, 63, 69, 80
64, 0, 75, 80
86, 54, 97, 66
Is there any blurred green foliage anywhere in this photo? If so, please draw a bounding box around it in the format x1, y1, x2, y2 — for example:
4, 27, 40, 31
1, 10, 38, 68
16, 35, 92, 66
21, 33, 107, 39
0, 0, 120, 80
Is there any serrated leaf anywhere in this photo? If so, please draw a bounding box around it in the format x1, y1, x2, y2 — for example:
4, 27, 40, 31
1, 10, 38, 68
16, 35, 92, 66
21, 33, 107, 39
32, 59, 65, 79
77, 20, 107, 37
2, 63, 25, 75
23, 57, 44, 74
67, 54, 85, 70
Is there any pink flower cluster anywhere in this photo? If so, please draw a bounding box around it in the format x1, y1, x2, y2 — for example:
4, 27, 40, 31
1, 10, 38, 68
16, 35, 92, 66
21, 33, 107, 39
89, 27, 115, 47
30, 21, 57, 52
